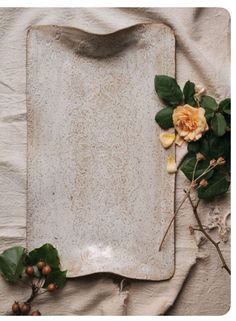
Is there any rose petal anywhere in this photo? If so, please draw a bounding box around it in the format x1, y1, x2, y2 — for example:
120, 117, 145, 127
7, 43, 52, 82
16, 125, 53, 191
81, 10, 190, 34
167, 155, 177, 174
175, 134, 185, 146
159, 132, 176, 149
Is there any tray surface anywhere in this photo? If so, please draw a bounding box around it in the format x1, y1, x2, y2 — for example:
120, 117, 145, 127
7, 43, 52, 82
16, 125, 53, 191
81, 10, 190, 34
27, 24, 175, 280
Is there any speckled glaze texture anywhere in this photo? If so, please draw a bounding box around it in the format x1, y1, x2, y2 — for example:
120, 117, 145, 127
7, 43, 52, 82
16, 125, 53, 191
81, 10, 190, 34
26, 24, 176, 280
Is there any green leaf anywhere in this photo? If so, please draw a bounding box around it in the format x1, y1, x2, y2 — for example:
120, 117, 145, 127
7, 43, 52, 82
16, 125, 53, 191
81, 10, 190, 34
0, 246, 25, 283
43, 270, 67, 289
211, 113, 227, 136
155, 107, 173, 129
154, 75, 183, 107
187, 141, 200, 154
26, 243, 60, 269
201, 95, 218, 111
208, 133, 230, 159
219, 98, 231, 115
198, 172, 230, 199
195, 131, 230, 160
199, 137, 212, 159
183, 80, 197, 106
224, 113, 231, 130
181, 155, 213, 181
205, 111, 215, 122
200, 96, 217, 122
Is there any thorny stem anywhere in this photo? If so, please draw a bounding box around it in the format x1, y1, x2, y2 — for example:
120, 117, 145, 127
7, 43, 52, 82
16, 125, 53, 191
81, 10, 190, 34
186, 191, 231, 275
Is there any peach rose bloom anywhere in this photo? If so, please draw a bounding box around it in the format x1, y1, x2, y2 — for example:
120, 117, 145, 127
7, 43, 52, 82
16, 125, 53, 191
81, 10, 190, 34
173, 105, 208, 142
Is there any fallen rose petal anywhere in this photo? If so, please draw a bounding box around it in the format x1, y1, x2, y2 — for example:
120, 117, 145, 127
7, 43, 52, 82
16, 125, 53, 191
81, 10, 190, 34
167, 155, 177, 174
159, 132, 176, 149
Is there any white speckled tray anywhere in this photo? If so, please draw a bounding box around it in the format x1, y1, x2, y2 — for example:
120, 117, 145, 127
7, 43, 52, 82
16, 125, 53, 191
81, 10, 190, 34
26, 24, 176, 280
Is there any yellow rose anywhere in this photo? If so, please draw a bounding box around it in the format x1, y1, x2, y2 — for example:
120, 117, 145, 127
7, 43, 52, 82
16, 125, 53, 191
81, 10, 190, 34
173, 105, 208, 143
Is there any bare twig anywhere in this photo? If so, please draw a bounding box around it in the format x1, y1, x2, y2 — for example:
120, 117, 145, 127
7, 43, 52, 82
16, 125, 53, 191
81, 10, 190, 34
26, 283, 40, 303
186, 191, 231, 275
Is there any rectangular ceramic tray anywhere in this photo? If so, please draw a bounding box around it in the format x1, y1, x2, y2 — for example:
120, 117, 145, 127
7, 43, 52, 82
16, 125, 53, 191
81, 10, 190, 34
27, 23, 176, 280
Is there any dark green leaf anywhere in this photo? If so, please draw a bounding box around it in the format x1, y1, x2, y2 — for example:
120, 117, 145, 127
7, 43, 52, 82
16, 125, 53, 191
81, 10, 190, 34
211, 113, 227, 136
0, 246, 25, 283
200, 137, 211, 158
196, 131, 230, 160
219, 98, 231, 115
198, 172, 230, 199
43, 270, 67, 289
201, 95, 218, 111
208, 133, 230, 159
183, 80, 197, 106
187, 141, 200, 154
205, 111, 215, 122
26, 243, 60, 269
154, 75, 183, 107
224, 114, 231, 129
181, 155, 213, 181
155, 107, 174, 129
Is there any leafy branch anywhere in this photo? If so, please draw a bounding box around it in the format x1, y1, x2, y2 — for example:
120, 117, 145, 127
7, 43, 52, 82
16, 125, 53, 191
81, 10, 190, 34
0, 243, 67, 316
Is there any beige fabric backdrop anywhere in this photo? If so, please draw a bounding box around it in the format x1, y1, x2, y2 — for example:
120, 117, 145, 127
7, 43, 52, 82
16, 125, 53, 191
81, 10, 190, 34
0, 7, 230, 315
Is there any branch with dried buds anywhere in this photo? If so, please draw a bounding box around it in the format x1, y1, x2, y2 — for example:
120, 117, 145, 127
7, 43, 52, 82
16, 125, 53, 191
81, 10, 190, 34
159, 158, 220, 251
185, 191, 230, 275
159, 156, 230, 275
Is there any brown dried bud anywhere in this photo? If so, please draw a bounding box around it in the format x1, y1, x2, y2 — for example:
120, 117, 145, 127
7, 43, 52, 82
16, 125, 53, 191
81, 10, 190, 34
196, 152, 205, 161
217, 157, 226, 166
199, 179, 208, 187
191, 180, 198, 188
210, 159, 217, 166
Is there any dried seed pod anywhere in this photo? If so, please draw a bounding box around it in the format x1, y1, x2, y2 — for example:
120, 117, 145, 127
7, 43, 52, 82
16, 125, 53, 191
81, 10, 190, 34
42, 265, 52, 275
25, 265, 34, 276
12, 301, 20, 315
19, 303, 31, 315
37, 260, 46, 270
47, 283, 57, 292
31, 310, 42, 316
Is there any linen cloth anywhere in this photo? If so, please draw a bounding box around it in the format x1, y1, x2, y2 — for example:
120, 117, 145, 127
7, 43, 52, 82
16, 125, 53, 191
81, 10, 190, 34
0, 7, 230, 315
